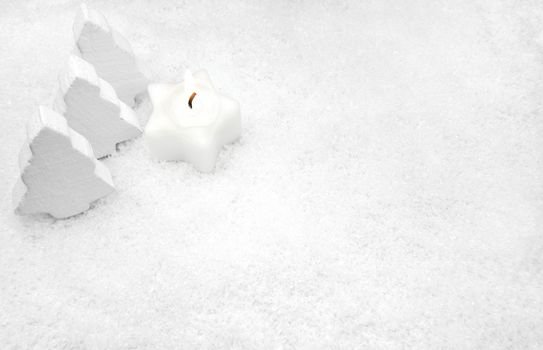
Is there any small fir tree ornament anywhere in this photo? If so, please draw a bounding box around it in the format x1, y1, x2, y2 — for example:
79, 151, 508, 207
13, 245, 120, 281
53, 55, 142, 159
73, 4, 148, 106
12, 106, 115, 219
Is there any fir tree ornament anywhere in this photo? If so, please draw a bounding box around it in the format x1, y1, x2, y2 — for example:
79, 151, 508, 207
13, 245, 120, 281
73, 4, 148, 106
12, 106, 115, 219
53, 55, 142, 159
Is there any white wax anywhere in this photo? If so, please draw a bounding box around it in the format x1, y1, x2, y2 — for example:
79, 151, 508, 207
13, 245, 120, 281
144, 70, 241, 173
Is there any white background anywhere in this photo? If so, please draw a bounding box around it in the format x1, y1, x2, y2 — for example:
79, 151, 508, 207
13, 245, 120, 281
0, 0, 542, 348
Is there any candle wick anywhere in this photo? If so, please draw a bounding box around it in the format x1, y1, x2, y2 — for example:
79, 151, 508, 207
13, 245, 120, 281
188, 92, 197, 109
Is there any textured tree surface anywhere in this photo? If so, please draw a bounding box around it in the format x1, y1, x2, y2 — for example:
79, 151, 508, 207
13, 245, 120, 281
53, 55, 142, 159
13, 106, 115, 219
73, 4, 148, 106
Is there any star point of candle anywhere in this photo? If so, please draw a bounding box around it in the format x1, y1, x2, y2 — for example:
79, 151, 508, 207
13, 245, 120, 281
184, 69, 195, 89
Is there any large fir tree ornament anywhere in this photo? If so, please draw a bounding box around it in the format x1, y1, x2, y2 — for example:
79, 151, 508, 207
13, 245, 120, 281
73, 4, 148, 106
53, 55, 142, 159
12, 106, 115, 219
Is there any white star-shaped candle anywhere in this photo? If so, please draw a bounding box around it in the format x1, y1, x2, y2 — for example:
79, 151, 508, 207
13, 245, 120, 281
144, 70, 241, 172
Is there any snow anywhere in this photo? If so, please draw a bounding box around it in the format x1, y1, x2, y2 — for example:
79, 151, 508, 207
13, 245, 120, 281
0, 0, 542, 348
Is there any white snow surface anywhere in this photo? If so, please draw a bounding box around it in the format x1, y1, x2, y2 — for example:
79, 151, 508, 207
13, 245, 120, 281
1, 1, 542, 348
